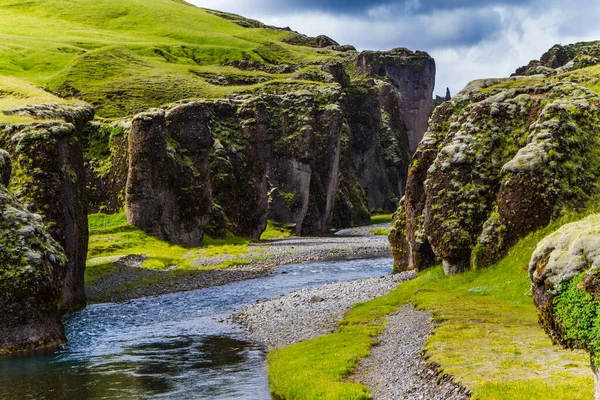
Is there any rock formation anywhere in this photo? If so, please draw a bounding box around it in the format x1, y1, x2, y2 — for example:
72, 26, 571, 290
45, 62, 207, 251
529, 214, 600, 399
357, 48, 436, 152
84, 48, 435, 241
1, 104, 93, 312
514, 41, 600, 76
390, 47, 600, 274
0, 149, 67, 354
126, 104, 214, 247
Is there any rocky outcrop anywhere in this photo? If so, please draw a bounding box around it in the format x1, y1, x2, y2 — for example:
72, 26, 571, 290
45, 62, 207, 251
0, 150, 67, 354
126, 104, 214, 247
514, 41, 600, 76
210, 98, 271, 239
357, 48, 436, 152
1, 104, 93, 312
390, 78, 600, 274
344, 81, 411, 213
529, 214, 600, 399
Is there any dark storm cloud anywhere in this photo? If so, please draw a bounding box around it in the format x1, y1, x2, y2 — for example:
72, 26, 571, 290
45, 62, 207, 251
260, 0, 535, 16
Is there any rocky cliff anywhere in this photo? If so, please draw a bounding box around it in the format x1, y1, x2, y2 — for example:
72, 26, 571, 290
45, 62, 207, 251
126, 105, 214, 247
357, 48, 436, 153
89, 49, 435, 240
0, 104, 93, 312
390, 43, 600, 274
0, 150, 67, 354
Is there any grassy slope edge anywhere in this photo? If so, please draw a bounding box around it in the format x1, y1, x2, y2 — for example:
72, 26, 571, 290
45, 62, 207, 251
268, 203, 600, 399
0, 0, 343, 119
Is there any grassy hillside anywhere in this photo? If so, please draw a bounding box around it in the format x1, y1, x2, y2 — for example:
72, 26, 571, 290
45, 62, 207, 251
0, 0, 344, 118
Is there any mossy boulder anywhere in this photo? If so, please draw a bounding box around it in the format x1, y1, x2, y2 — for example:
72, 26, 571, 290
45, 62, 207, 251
390, 79, 600, 274
126, 104, 214, 247
0, 157, 67, 354
529, 214, 600, 399
1, 105, 92, 313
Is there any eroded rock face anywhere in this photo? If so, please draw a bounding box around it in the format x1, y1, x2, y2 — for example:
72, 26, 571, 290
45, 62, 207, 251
390, 80, 600, 274
126, 104, 214, 247
357, 48, 436, 152
84, 121, 130, 214
0, 153, 67, 354
1, 106, 92, 313
529, 214, 600, 398
210, 98, 271, 239
90, 50, 433, 240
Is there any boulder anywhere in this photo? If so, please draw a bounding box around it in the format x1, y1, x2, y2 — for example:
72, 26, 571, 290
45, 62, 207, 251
0, 152, 67, 354
529, 214, 600, 399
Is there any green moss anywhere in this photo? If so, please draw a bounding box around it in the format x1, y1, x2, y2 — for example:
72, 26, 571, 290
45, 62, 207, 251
260, 220, 293, 240
554, 274, 600, 365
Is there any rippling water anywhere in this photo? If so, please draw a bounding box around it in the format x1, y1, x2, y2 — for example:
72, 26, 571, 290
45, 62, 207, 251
0, 256, 393, 399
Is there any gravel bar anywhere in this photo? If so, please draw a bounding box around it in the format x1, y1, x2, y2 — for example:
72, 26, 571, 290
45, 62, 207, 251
233, 271, 415, 349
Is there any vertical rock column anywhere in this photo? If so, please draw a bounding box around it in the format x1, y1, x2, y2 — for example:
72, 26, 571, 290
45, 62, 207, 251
0, 149, 68, 353
356, 48, 436, 153
8, 122, 89, 313
126, 104, 214, 247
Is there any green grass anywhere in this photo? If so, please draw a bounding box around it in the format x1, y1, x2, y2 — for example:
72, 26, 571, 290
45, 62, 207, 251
268, 207, 600, 399
369, 228, 390, 236
0, 0, 344, 120
260, 220, 294, 240
86, 212, 252, 284
369, 214, 393, 225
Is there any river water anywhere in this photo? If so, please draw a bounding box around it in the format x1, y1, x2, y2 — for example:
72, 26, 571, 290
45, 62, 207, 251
0, 256, 393, 400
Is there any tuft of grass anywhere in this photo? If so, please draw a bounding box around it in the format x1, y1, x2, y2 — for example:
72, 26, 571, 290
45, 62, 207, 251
369, 214, 393, 225
369, 228, 390, 236
267, 206, 600, 399
260, 220, 294, 240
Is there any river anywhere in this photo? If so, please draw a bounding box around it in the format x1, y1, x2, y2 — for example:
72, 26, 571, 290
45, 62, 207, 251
0, 256, 393, 399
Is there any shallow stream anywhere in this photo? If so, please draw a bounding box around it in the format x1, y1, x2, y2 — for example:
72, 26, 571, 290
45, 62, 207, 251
0, 256, 393, 399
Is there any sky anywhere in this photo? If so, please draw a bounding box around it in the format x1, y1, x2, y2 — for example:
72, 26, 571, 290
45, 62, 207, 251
188, 0, 600, 97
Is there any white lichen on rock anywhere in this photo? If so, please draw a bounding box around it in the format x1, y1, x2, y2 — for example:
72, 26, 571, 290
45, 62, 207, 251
529, 213, 600, 287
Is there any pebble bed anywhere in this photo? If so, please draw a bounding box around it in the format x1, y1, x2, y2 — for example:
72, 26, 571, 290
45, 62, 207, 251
233, 271, 415, 349
234, 272, 471, 399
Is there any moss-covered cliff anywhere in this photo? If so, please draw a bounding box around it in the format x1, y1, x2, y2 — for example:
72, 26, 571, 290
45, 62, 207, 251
390, 42, 600, 274
0, 150, 67, 354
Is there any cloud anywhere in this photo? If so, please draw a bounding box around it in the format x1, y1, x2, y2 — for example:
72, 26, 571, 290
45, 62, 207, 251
189, 0, 600, 96
197, 0, 536, 17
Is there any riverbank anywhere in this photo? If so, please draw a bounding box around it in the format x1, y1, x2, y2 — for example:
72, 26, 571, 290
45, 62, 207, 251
233, 272, 469, 399
87, 233, 392, 303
